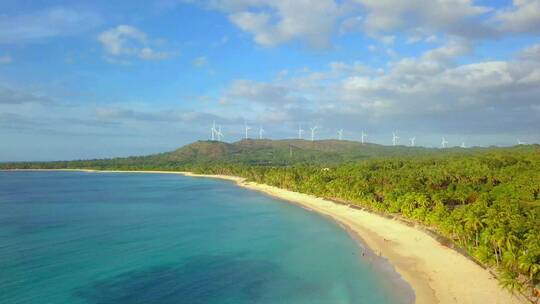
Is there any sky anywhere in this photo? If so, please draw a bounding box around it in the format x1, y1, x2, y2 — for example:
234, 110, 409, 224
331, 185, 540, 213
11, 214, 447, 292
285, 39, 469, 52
1, 0, 540, 161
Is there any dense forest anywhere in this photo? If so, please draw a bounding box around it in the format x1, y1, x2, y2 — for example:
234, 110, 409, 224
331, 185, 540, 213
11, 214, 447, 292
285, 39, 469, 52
2, 140, 539, 301
194, 149, 540, 300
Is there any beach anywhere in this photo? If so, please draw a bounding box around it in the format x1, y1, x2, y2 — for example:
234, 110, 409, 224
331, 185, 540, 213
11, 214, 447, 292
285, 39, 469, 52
180, 172, 525, 304
4, 169, 526, 304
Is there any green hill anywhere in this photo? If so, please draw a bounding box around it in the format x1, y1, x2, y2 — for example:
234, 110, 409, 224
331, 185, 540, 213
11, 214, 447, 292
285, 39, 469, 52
0, 139, 536, 170
0, 139, 488, 169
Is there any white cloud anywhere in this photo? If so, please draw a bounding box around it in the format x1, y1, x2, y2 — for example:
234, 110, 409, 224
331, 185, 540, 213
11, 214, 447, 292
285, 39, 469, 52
170, 0, 540, 52
184, 0, 538, 48
519, 43, 540, 61
139, 47, 171, 60
212, 0, 344, 47
337, 44, 539, 123
381, 35, 395, 45
422, 39, 471, 63
212, 42, 540, 135
0, 55, 13, 64
0, 7, 102, 44
98, 25, 173, 61
352, 0, 494, 39
495, 0, 540, 34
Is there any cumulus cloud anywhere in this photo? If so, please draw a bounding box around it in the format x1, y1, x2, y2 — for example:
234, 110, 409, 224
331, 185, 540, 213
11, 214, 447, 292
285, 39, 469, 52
0, 7, 102, 44
170, 0, 540, 48
212, 42, 540, 136
209, 0, 345, 47
202, 0, 496, 45
351, 0, 495, 40
98, 25, 173, 61
519, 43, 540, 61
495, 0, 540, 34
339, 46, 538, 116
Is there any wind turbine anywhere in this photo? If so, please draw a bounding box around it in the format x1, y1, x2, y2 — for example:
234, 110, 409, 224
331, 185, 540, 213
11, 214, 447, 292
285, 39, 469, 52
517, 139, 526, 145
211, 121, 217, 141
217, 126, 224, 141
441, 137, 448, 148
392, 131, 399, 146
409, 136, 416, 147
361, 131, 367, 144
259, 126, 265, 139
337, 129, 343, 140
244, 122, 251, 139
461, 141, 466, 148
310, 126, 318, 142
298, 124, 304, 139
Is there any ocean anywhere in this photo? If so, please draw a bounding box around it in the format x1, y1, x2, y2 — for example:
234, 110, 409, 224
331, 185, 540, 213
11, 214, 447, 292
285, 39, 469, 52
0, 171, 412, 304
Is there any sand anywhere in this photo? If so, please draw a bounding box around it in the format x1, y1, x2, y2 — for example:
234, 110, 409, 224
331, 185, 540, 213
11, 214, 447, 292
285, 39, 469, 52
180, 172, 525, 304
4, 169, 526, 304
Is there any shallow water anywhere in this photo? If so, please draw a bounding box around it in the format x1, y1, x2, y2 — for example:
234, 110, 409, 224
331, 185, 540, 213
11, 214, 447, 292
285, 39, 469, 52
0, 171, 412, 304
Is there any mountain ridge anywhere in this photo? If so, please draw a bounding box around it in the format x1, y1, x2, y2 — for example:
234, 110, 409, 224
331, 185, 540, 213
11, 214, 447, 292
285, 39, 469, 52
1, 138, 536, 169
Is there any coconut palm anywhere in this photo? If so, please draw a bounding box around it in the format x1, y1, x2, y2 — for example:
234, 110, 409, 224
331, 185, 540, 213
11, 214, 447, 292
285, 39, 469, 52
499, 271, 523, 294
518, 253, 540, 281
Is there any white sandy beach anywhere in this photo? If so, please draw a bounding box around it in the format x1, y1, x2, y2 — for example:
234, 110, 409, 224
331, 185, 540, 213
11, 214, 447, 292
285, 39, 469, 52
4, 169, 526, 304
180, 172, 525, 304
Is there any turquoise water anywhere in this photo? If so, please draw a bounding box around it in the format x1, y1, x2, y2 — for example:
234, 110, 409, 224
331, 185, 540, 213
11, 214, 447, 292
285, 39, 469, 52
0, 171, 412, 304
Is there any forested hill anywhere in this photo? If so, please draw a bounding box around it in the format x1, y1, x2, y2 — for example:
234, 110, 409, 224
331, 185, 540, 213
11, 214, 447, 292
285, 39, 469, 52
0, 139, 533, 169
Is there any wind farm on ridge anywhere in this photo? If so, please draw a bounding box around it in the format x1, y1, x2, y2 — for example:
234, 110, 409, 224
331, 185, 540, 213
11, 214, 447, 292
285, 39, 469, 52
208, 121, 532, 148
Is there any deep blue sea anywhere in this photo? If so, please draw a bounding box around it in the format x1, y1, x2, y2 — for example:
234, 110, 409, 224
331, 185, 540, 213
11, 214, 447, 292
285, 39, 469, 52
0, 171, 412, 304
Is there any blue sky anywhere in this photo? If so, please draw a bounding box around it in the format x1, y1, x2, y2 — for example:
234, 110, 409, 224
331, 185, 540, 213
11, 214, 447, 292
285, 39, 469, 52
1, 0, 540, 161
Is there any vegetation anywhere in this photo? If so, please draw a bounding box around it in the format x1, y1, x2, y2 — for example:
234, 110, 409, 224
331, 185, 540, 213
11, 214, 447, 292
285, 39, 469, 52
0, 139, 522, 169
2, 139, 539, 301
193, 146, 540, 301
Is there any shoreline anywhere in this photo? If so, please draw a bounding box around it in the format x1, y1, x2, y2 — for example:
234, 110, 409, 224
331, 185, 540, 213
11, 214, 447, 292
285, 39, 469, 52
3, 169, 526, 304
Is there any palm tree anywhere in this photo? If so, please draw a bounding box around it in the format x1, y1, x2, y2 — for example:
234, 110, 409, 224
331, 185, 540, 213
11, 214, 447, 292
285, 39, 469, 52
499, 271, 522, 294
464, 211, 485, 246
502, 249, 519, 270
518, 253, 540, 281
491, 228, 508, 267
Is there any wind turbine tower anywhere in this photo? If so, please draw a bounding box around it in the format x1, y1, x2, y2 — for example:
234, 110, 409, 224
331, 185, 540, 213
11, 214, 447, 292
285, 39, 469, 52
217, 126, 223, 141
211, 121, 217, 141
441, 137, 448, 148
409, 137, 416, 147
310, 126, 318, 142
337, 129, 343, 140
361, 131, 367, 144
392, 132, 399, 146
244, 122, 251, 139
259, 126, 264, 140
298, 124, 304, 139
461, 141, 466, 148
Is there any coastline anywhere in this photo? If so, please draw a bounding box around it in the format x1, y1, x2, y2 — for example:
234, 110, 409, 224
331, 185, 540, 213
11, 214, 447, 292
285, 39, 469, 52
182, 172, 524, 304
3, 169, 526, 304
